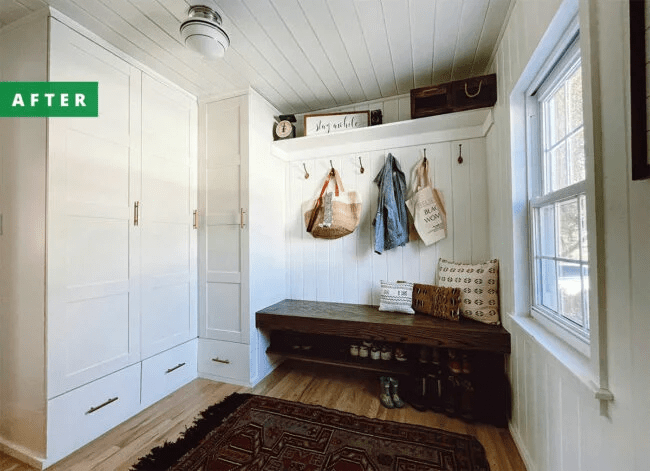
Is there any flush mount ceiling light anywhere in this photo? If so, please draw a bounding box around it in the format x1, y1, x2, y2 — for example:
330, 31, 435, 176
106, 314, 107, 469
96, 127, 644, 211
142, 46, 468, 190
180, 5, 230, 59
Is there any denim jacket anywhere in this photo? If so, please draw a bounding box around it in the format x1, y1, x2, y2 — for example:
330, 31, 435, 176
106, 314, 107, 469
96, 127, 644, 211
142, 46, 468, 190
373, 153, 409, 254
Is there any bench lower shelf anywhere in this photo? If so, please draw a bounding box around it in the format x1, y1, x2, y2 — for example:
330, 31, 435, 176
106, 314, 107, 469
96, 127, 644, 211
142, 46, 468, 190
266, 348, 410, 375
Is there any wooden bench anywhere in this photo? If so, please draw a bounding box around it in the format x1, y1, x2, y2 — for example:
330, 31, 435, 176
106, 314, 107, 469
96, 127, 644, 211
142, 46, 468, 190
256, 299, 511, 426
256, 299, 510, 353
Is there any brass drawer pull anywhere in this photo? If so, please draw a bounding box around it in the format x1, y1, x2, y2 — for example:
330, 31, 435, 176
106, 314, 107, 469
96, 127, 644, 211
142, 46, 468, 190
165, 362, 186, 374
85, 397, 118, 415
212, 357, 230, 364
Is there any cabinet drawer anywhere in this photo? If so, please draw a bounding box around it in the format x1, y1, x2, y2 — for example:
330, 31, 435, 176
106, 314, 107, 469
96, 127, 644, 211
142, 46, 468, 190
198, 338, 250, 383
47, 363, 141, 465
141, 339, 198, 408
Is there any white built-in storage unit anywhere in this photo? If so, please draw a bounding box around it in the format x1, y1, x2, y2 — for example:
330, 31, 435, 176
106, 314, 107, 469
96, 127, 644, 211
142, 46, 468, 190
0, 10, 197, 469
197, 91, 287, 387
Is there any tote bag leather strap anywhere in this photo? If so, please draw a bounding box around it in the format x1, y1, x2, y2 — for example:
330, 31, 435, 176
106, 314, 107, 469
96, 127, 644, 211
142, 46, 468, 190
307, 169, 343, 232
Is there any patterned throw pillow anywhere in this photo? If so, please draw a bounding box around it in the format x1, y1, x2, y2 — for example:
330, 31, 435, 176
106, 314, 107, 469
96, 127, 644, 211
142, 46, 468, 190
412, 284, 461, 321
379, 281, 415, 314
437, 258, 500, 325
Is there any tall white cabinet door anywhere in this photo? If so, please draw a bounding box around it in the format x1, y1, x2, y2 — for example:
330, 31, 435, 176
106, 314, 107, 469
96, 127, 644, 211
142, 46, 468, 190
140, 74, 197, 359
47, 19, 141, 397
199, 95, 250, 343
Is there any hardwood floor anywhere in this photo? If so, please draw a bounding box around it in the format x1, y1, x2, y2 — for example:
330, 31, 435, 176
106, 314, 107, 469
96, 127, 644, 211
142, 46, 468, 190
0, 361, 527, 471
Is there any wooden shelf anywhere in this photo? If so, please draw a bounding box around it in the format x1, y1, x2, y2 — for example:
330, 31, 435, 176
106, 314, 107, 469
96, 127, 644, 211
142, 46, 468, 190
266, 348, 409, 375
256, 299, 510, 354
270, 108, 493, 161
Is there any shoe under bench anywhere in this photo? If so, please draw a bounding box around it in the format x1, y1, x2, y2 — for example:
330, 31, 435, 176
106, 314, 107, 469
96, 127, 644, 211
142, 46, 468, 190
256, 299, 511, 425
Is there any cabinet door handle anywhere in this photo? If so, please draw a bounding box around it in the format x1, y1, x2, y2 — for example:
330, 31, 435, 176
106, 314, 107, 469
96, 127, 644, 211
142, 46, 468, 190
212, 357, 230, 364
240, 208, 246, 229
165, 362, 186, 374
85, 397, 118, 415
134, 201, 140, 226
193, 210, 199, 229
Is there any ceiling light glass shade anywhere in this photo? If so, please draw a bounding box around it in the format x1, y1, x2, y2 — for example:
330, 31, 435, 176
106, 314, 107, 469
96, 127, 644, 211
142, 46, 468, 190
180, 6, 230, 59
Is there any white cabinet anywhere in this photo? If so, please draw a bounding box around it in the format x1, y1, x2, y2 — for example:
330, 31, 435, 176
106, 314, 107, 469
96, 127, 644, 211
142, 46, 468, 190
47, 18, 142, 397
140, 74, 198, 359
198, 91, 287, 386
200, 95, 249, 343
47, 363, 142, 466
141, 340, 198, 409
47, 19, 198, 396
0, 11, 198, 468
197, 338, 251, 383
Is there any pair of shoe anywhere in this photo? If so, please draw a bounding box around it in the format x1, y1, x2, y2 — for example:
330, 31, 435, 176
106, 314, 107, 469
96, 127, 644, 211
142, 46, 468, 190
448, 351, 471, 375
379, 376, 405, 409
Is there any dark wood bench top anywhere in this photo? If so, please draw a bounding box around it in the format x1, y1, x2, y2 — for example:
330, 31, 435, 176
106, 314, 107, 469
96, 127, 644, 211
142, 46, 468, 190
256, 299, 510, 354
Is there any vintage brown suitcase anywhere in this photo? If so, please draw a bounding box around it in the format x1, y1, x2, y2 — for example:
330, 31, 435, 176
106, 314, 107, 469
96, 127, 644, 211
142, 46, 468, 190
411, 74, 497, 119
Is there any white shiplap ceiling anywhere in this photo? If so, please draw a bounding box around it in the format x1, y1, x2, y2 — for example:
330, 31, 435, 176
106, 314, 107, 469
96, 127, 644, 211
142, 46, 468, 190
0, 0, 511, 114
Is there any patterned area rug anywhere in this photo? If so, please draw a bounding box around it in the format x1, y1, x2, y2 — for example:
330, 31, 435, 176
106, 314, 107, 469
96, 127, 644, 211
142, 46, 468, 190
131, 393, 490, 471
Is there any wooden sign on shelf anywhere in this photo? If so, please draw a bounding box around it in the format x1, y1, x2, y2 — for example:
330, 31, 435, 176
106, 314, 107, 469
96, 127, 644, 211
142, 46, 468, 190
304, 111, 370, 137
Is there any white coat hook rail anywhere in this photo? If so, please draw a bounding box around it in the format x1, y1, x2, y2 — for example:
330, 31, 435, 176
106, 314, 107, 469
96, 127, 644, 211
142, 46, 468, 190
458, 144, 463, 164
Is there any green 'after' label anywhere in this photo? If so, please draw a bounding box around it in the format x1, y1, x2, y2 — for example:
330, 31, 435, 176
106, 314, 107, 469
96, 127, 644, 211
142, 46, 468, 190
0, 82, 98, 117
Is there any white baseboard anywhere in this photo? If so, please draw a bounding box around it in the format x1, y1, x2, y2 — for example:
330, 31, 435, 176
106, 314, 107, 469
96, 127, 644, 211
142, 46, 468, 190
198, 351, 285, 389
0, 436, 45, 470
197, 371, 253, 388
508, 421, 536, 471
250, 355, 284, 387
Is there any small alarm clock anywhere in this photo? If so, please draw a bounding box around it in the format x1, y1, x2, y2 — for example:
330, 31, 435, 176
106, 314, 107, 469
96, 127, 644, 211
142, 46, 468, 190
274, 114, 296, 140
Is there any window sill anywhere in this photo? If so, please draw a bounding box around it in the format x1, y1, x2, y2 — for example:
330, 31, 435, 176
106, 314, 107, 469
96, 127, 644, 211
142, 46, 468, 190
530, 307, 590, 357
507, 314, 611, 402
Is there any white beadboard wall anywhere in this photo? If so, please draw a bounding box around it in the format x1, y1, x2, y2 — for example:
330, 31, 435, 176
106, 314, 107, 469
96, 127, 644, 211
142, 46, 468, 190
285, 137, 489, 306
487, 0, 649, 470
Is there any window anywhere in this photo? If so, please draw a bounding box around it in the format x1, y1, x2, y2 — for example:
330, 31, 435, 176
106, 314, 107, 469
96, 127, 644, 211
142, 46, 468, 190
527, 37, 590, 346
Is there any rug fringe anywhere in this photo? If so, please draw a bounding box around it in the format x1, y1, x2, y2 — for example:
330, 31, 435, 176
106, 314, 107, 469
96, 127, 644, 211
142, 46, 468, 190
130, 392, 252, 471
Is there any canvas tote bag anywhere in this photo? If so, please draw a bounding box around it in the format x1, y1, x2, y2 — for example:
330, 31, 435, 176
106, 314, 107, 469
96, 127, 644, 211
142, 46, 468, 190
303, 169, 362, 239
405, 158, 447, 245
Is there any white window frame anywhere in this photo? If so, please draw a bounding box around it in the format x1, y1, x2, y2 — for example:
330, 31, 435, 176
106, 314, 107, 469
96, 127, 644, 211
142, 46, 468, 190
510, 0, 612, 406
525, 36, 591, 355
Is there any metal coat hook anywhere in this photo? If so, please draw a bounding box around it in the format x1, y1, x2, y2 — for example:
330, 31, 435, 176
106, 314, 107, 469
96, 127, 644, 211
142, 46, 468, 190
423, 148, 427, 164
330, 160, 335, 176
359, 156, 365, 174
458, 144, 464, 164
302, 163, 309, 179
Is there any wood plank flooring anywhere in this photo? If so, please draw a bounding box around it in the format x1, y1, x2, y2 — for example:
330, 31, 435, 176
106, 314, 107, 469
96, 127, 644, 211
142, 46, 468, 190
0, 360, 527, 471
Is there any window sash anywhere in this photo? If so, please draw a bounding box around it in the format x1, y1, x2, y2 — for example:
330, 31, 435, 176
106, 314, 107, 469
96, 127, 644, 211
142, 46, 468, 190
530, 180, 586, 207
527, 38, 590, 343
